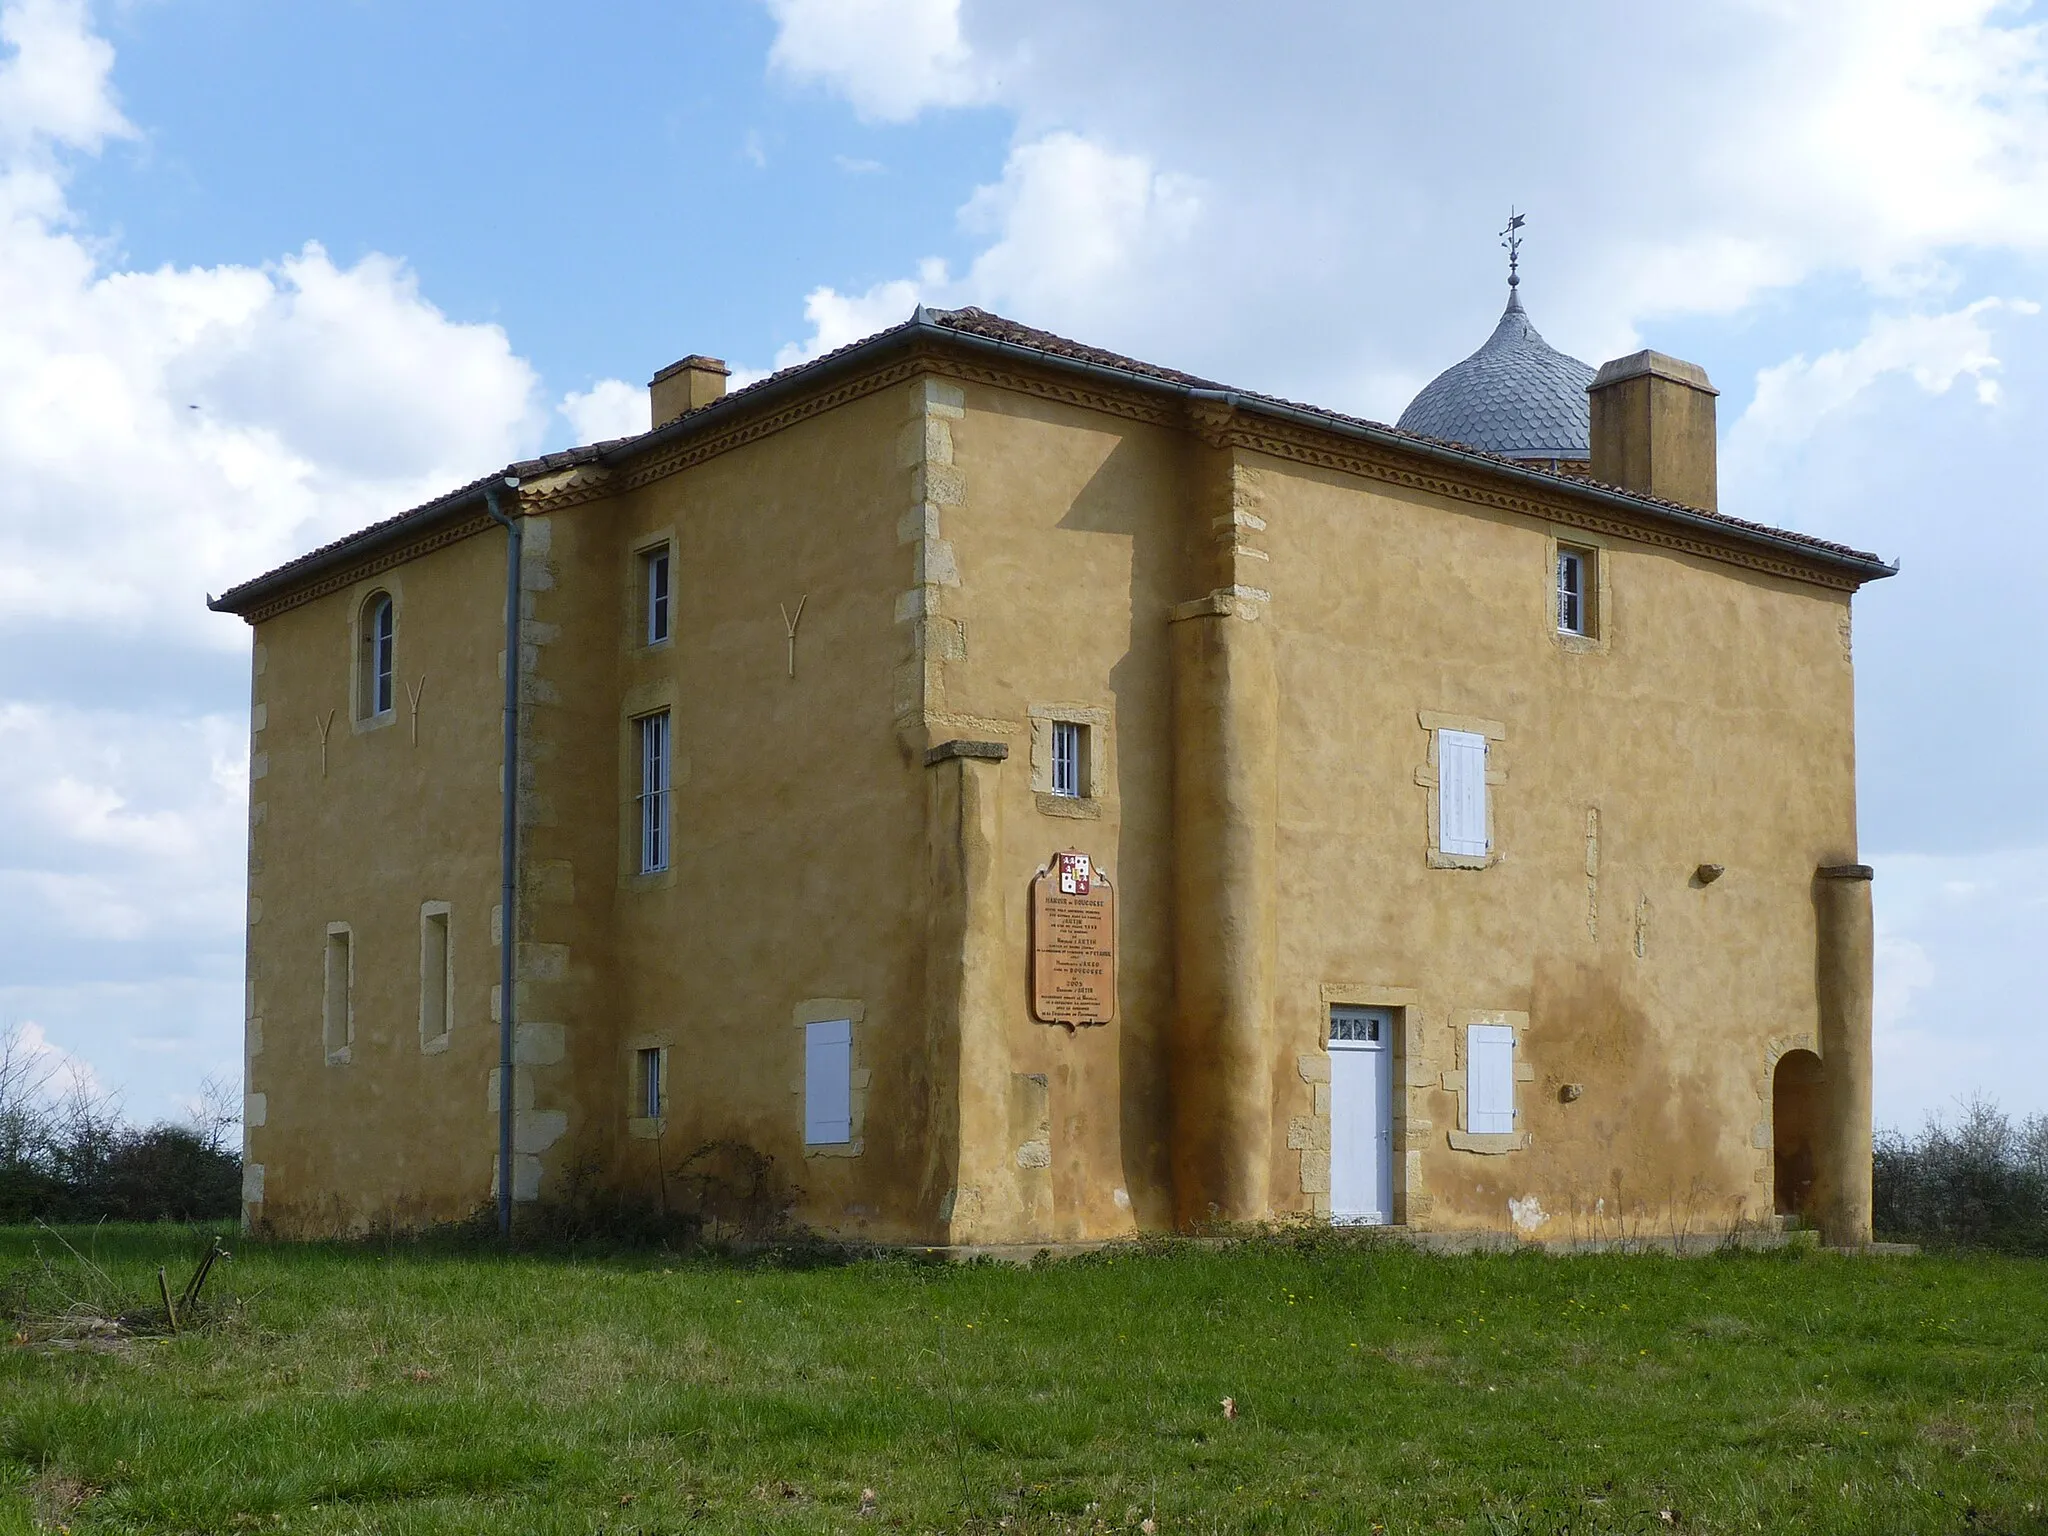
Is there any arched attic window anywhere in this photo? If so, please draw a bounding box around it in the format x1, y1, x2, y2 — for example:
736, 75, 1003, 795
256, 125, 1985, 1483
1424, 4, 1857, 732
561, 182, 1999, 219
358, 592, 395, 719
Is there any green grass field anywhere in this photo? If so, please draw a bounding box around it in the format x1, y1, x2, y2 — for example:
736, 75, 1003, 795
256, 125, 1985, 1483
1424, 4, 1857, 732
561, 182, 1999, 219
2, 1226, 2043, 1534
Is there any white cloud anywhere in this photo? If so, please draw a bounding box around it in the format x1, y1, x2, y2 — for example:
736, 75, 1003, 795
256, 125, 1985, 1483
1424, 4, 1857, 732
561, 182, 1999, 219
1870, 847, 2048, 1127
0, 0, 546, 647
764, 0, 989, 122
0, 701, 246, 945
1729, 297, 2040, 455
559, 378, 649, 443
758, 0, 2048, 411
0, 0, 129, 158
0, 0, 547, 1120
771, 261, 941, 372
768, 134, 1201, 368
956, 132, 1201, 321
0, 1019, 99, 1102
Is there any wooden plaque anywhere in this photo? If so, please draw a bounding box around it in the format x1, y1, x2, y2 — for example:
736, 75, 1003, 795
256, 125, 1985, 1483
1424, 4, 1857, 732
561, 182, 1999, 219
1031, 851, 1116, 1026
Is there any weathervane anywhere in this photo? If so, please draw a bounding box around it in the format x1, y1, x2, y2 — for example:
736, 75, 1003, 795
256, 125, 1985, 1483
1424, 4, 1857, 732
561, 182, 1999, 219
1501, 207, 1526, 292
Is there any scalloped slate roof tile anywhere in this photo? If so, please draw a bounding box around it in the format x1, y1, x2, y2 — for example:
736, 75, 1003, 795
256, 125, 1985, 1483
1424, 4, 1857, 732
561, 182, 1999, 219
1396, 290, 1594, 461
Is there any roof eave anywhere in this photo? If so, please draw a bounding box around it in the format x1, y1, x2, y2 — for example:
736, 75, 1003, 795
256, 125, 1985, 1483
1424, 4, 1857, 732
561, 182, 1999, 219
208, 476, 505, 619
891, 322, 1895, 587
210, 308, 1894, 617
1202, 389, 1899, 587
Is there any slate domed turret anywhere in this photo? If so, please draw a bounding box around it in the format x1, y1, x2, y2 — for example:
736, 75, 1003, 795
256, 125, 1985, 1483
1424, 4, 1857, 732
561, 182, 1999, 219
1397, 213, 1594, 468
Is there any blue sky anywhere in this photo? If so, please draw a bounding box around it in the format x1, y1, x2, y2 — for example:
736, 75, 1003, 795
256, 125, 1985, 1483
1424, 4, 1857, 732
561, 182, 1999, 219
0, 0, 2044, 1134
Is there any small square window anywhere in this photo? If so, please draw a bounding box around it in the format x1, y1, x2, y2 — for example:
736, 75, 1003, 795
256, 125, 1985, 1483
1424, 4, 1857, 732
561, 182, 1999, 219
643, 546, 671, 645
1051, 720, 1085, 798
1556, 546, 1594, 637
636, 1046, 664, 1120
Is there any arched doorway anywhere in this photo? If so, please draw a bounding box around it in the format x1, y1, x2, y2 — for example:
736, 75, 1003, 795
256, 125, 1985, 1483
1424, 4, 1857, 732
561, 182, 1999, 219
1772, 1050, 1825, 1218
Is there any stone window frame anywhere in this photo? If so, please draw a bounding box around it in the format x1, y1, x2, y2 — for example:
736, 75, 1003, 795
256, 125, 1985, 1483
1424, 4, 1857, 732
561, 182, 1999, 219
790, 997, 869, 1158
624, 524, 678, 655
418, 900, 454, 1055
322, 921, 354, 1065
1028, 703, 1111, 820
1441, 1009, 1535, 1154
625, 1031, 675, 1140
347, 576, 403, 735
617, 679, 681, 891
1414, 710, 1508, 870
1546, 524, 1612, 655
1295, 982, 1425, 1223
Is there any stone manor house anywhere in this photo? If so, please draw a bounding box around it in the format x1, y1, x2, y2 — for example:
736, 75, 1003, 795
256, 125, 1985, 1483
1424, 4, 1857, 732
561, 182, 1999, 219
213, 279, 1894, 1246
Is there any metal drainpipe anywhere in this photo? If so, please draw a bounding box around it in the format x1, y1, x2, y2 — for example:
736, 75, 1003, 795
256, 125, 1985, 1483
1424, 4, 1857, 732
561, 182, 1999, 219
483, 476, 522, 1238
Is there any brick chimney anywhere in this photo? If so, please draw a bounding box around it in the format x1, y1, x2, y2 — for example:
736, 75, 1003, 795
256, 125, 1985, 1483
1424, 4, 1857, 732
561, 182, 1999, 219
648, 355, 730, 428
1588, 351, 1719, 512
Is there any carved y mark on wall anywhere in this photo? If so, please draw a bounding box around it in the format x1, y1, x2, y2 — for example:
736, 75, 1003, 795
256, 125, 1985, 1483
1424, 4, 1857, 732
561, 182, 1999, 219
315, 710, 336, 779
779, 595, 807, 679
1585, 806, 1601, 939
405, 676, 426, 746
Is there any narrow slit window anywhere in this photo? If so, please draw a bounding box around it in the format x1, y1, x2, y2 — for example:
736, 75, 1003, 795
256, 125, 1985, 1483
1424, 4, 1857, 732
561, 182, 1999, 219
804, 1019, 853, 1145
323, 925, 353, 1059
1051, 720, 1084, 798
420, 907, 451, 1045
1466, 1024, 1516, 1134
359, 593, 395, 718
637, 711, 671, 874
643, 546, 671, 645
1556, 547, 1589, 636
1436, 728, 1489, 858
637, 1047, 664, 1120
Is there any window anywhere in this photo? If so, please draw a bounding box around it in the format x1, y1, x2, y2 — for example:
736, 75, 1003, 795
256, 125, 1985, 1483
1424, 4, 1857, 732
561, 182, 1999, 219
1436, 728, 1489, 858
804, 1019, 853, 1145
420, 905, 451, 1047
358, 592, 395, 718
1556, 546, 1593, 637
643, 545, 671, 645
636, 711, 671, 873
1051, 720, 1085, 799
1329, 1008, 1383, 1044
636, 1046, 665, 1120
1465, 1024, 1516, 1134
323, 924, 353, 1061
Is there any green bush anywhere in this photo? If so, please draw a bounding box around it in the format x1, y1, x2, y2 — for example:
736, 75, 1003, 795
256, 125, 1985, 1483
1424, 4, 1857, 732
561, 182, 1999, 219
0, 1026, 240, 1224
1873, 1098, 2048, 1254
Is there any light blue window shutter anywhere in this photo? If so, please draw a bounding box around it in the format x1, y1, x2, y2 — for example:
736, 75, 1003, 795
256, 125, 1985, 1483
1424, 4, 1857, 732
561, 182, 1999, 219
1466, 1024, 1516, 1134
805, 1019, 853, 1145
1437, 729, 1489, 857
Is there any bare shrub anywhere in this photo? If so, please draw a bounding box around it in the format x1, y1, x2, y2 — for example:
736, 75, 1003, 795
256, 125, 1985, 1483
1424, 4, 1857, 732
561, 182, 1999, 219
0, 1023, 241, 1223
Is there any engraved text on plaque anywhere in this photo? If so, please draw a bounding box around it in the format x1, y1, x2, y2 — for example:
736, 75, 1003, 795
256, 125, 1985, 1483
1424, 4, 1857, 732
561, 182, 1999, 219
1031, 850, 1116, 1026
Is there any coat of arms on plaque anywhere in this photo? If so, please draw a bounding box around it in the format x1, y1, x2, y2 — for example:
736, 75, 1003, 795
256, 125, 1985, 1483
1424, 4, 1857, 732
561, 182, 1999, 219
1057, 852, 1092, 895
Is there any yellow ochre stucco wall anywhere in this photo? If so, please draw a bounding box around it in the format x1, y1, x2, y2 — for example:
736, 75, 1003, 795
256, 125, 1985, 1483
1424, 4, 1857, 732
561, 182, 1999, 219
234, 348, 1878, 1247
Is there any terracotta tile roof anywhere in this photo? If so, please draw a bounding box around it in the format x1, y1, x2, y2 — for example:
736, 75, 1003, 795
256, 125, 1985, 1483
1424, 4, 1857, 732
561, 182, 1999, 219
212, 305, 1890, 615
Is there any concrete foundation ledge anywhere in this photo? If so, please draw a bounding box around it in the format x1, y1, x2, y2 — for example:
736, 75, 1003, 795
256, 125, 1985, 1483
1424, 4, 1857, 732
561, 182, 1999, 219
881, 1228, 1921, 1264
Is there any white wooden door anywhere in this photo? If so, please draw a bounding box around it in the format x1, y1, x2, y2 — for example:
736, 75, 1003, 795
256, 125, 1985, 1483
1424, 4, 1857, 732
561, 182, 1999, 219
1328, 1006, 1394, 1224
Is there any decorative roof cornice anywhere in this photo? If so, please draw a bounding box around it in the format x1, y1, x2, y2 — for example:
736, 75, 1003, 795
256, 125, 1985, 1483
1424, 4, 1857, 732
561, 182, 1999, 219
211, 306, 1893, 623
